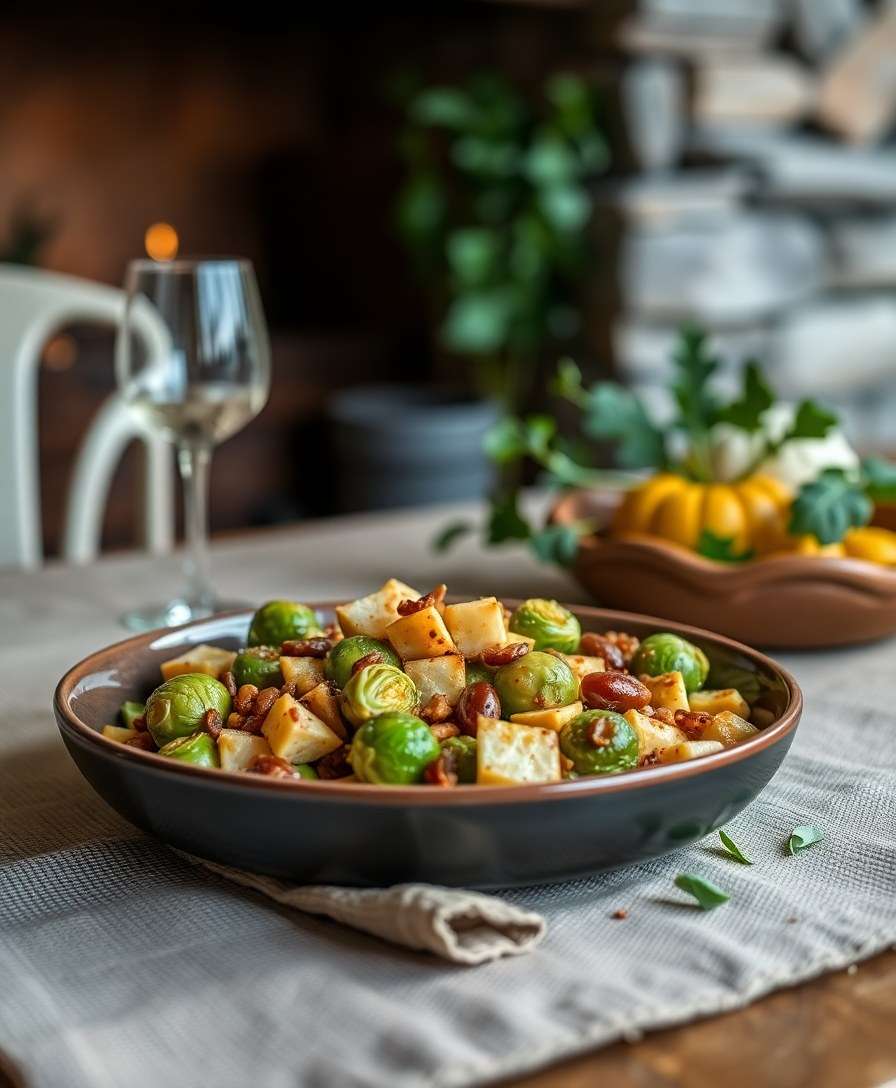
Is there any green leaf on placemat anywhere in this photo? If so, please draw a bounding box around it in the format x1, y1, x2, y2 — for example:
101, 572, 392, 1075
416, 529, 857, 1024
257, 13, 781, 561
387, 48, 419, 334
788, 825, 824, 856
719, 830, 752, 865
432, 520, 474, 553
674, 873, 730, 910
789, 468, 872, 545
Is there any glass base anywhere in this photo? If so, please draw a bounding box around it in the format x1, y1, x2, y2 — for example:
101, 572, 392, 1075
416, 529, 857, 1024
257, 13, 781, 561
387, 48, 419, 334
119, 597, 249, 633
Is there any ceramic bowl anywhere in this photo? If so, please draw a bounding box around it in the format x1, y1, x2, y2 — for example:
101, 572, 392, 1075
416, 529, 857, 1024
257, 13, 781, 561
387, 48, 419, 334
550, 490, 896, 649
54, 602, 801, 888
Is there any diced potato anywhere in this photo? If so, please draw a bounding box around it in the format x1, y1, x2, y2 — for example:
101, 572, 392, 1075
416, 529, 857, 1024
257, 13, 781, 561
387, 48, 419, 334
279, 656, 326, 695
218, 729, 272, 772
385, 606, 455, 661
641, 671, 689, 713
262, 694, 342, 764
549, 652, 605, 692
505, 631, 535, 650
657, 740, 724, 764
476, 717, 561, 786
688, 688, 750, 719
443, 598, 507, 658
403, 654, 466, 707
300, 682, 347, 740
102, 724, 137, 744
624, 709, 686, 760
335, 578, 420, 638
510, 701, 583, 733
702, 711, 759, 747
160, 644, 236, 681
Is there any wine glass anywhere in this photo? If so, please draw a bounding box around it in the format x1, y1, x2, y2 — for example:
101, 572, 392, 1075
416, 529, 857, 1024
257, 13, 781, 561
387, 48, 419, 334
116, 258, 271, 631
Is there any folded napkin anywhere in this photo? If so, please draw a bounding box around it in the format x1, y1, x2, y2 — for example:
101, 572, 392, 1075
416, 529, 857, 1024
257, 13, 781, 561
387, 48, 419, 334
180, 853, 546, 964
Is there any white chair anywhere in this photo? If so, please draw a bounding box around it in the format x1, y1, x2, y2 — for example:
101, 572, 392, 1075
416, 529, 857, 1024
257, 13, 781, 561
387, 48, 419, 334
0, 265, 174, 568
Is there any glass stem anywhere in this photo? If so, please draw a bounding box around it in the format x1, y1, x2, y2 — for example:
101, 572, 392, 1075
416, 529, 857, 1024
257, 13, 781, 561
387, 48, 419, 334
177, 442, 215, 607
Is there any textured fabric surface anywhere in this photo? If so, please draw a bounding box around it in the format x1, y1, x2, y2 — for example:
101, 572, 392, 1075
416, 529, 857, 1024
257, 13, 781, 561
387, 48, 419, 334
1, 506, 894, 1088
184, 855, 546, 964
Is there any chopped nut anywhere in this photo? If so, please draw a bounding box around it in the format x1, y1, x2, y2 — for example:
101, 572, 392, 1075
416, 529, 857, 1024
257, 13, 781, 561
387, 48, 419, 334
673, 709, 713, 739
315, 746, 353, 779
220, 670, 237, 698
611, 908, 628, 920
429, 720, 460, 742
226, 711, 246, 731
248, 754, 299, 779
601, 630, 640, 665
203, 708, 223, 740
281, 637, 333, 658
480, 641, 529, 667
125, 732, 156, 751
351, 651, 384, 675
420, 694, 453, 724
235, 684, 259, 715
397, 585, 446, 616
254, 686, 280, 718
651, 706, 676, 726
423, 755, 458, 787
131, 714, 147, 732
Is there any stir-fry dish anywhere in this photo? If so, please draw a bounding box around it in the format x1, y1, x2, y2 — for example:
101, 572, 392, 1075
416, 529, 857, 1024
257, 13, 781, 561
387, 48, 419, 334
102, 580, 765, 787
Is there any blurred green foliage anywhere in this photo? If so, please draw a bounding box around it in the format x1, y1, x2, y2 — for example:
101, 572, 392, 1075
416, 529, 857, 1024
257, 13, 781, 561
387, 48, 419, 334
395, 71, 607, 408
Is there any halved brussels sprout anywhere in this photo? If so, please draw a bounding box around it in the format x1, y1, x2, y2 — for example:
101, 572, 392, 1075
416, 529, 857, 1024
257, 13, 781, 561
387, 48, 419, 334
232, 646, 282, 689
441, 735, 477, 784
493, 651, 578, 718
119, 700, 145, 729
341, 663, 418, 728
158, 731, 220, 768
350, 711, 440, 784
325, 635, 400, 690
631, 633, 709, 694
247, 600, 321, 647
559, 710, 638, 775
144, 673, 231, 748
509, 598, 581, 654
294, 763, 319, 780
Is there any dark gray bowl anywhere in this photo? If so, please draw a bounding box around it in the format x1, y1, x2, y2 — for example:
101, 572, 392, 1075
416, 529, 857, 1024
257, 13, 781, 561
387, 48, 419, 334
54, 603, 802, 888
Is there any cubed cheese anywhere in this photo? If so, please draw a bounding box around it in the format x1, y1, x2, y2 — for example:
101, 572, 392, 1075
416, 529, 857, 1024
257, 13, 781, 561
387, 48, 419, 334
385, 606, 455, 661
510, 701, 583, 733
623, 709, 686, 760
548, 652, 605, 692
262, 694, 342, 764
160, 644, 236, 681
641, 671, 689, 713
403, 654, 466, 707
300, 682, 348, 740
702, 711, 759, 747
335, 579, 420, 638
688, 688, 750, 718
279, 656, 326, 695
476, 716, 561, 786
442, 598, 507, 658
657, 740, 724, 764
218, 730, 272, 772
101, 724, 138, 744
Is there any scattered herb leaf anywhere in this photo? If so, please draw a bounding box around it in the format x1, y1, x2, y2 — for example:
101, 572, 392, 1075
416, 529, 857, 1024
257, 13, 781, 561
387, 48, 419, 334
789, 468, 872, 545
432, 520, 473, 553
674, 873, 730, 910
697, 530, 754, 564
718, 830, 752, 865
715, 361, 774, 433
788, 825, 824, 855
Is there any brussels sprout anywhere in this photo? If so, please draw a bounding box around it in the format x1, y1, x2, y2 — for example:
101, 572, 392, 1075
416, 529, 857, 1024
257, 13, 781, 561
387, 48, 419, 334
119, 700, 145, 729
350, 711, 440, 785
559, 710, 638, 776
441, 735, 477, 784
509, 598, 581, 653
247, 600, 321, 647
493, 651, 578, 718
325, 635, 400, 690
158, 731, 220, 768
144, 673, 231, 748
341, 664, 418, 727
232, 646, 282, 689
294, 763, 319, 780
632, 633, 709, 694
464, 660, 493, 686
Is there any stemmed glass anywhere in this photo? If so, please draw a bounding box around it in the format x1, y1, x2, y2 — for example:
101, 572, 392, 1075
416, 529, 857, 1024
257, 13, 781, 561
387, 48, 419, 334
116, 258, 271, 631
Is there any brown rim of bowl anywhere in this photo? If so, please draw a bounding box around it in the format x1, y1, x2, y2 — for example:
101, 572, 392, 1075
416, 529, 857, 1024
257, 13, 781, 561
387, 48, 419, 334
54, 602, 802, 807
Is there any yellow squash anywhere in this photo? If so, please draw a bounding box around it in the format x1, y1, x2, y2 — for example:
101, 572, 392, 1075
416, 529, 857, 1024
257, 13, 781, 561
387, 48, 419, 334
612, 473, 792, 557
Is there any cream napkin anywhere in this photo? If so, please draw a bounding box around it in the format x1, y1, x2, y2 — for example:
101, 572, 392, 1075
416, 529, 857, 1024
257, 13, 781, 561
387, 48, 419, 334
183, 854, 546, 964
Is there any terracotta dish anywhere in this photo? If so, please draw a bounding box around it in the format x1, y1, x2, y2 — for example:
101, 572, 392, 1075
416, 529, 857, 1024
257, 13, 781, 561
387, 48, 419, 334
551, 490, 896, 649
54, 602, 801, 887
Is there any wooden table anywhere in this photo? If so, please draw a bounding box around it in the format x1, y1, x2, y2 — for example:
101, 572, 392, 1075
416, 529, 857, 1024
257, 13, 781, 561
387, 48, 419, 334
2, 504, 894, 1088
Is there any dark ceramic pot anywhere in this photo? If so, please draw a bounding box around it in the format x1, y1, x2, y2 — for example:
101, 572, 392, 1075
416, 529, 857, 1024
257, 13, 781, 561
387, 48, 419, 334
54, 603, 801, 888
327, 384, 499, 511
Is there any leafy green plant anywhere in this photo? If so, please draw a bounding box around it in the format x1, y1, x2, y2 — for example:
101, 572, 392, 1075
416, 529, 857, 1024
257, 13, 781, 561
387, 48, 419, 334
435, 323, 896, 565
395, 72, 608, 408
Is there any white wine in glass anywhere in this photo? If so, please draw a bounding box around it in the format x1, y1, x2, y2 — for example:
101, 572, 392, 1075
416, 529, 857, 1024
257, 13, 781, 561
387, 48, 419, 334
117, 258, 271, 631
